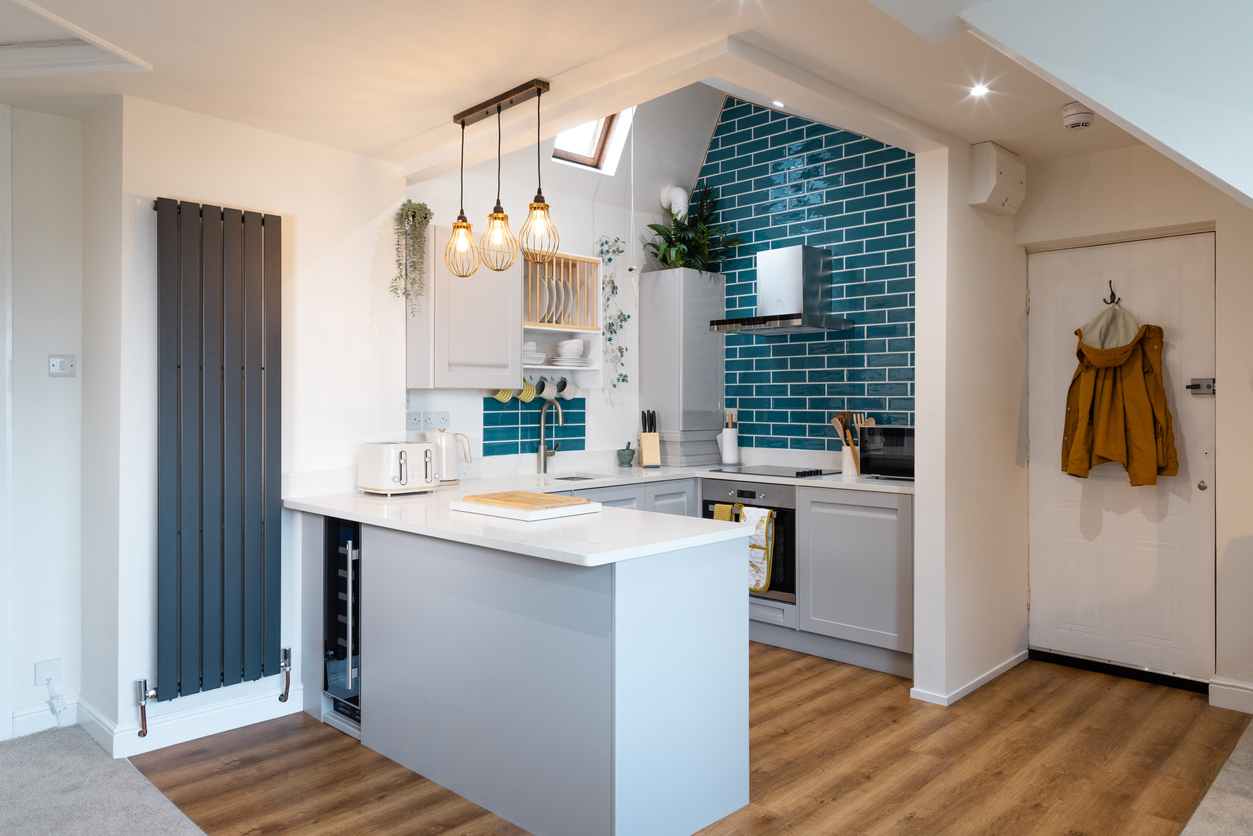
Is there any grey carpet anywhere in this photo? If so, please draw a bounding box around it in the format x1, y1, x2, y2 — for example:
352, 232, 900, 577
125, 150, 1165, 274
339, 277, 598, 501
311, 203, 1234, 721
0, 725, 204, 835
1182, 720, 1253, 835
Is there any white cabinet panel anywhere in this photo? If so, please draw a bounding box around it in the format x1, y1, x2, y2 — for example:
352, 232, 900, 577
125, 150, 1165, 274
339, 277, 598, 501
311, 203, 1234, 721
796, 488, 913, 652
575, 484, 646, 510
646, 480, 698, 517
407, 225, 522, 389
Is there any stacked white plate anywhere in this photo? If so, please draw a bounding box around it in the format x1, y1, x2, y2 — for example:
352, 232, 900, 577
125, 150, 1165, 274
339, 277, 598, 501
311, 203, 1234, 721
550, 358, 587, 367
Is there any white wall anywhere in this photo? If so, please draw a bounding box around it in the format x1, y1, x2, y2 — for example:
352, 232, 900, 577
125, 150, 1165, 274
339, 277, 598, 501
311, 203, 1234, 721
0, 104, 13, 740
1014, 143, 1253, 711
8, 109, 83, 736
79, 95, 405, 756
913, 142, 1030, 705
404, 83, 724, 475
963, 0, 1253, 211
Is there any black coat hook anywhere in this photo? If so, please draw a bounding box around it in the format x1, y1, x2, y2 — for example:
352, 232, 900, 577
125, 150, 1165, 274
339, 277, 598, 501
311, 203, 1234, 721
1103, 280, 1120, 305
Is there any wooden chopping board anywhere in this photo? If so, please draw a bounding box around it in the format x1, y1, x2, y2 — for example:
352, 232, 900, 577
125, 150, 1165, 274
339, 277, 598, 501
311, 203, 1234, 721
462, 491, 591, 510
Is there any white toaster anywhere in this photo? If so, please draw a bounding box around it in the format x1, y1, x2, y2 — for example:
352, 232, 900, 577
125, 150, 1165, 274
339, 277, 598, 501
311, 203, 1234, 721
356, 442, 438, 495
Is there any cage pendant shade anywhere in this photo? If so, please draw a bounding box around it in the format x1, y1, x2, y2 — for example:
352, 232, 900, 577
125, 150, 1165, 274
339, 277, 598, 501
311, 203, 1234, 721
479, 203, 518, 271
520, 194, 559, 262
446, 213, 480, 278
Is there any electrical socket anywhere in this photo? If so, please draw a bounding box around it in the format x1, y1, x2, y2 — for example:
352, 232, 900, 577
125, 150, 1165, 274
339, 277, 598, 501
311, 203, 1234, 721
35, 658, 61, 685
406, 412, 424, 431
423, 411, 450, 431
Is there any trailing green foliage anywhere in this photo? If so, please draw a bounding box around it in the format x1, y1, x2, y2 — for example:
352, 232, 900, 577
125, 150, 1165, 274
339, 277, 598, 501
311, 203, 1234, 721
392, 200, 434, 315
644, 185, 743, 272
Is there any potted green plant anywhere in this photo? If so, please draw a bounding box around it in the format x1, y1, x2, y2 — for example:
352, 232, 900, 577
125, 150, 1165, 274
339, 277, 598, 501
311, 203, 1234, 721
644, 185, 743, 273
391, 199, 434, 315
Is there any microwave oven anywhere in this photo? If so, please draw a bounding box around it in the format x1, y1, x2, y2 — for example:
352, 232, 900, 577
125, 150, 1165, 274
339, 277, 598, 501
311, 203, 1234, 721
858, 426, 914, 479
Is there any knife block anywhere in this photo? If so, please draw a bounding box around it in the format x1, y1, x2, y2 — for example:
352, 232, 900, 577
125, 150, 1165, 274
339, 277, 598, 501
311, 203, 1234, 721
639, 432, 661, 469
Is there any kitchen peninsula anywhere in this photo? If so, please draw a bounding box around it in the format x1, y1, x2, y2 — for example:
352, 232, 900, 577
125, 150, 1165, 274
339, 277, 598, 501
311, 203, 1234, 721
285, 480, 754, 836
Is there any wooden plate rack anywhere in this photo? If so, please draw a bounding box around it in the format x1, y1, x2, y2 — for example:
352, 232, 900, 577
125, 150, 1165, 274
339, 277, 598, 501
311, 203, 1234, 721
524, 253, 600, 331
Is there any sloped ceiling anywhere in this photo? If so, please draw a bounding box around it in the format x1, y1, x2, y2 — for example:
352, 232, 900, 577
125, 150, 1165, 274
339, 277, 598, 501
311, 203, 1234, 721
0, 0, 1137, 168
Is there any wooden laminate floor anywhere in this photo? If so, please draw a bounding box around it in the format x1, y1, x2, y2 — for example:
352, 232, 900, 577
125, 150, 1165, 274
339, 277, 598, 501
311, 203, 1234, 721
132, 643, 1249, 836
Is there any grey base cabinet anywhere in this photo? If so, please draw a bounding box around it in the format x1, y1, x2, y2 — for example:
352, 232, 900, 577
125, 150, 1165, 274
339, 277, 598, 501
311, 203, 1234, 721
796, 487, 913, 652
574, 483, 646, 509
646, 479, 698, 517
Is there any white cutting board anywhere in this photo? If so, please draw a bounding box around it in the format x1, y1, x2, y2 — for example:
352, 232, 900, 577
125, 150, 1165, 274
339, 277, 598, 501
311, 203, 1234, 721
448, 499, 603, 522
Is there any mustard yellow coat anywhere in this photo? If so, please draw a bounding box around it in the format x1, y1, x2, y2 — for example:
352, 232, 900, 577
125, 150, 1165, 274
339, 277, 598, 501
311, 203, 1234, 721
1061, 324, 1178, 487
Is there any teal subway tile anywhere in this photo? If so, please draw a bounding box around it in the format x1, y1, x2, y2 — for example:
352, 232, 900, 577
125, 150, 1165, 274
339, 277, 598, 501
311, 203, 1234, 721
887, 278, 915, 294
845, 138, 886, 155
721, 180, 754, 198
888, 338, 915, 352
864, 234, 909, 253
846, 338, 887, 353
727, 359, 754, 372
885, 188, 915, 205
865, 323, 910, 339
483, 397, 517, 412
753, 147, 786, 165
755, 226, 790, 242
787, 194, 825, 210
886, 248, 915, 264
826, 184, 866, 201
867, 383, 910, 397
886, 219, 915, 235
789, 221, 826, 237
740, 371, 771, 384
805, 148, 841, 166
826, 130, 864, 146
722, 103, 753, 121
866, 205, 908, 223
769, 183, 804, 199
789, 385, 825, 397
754, 200, 790, 216
737, 190, 768, 207
807, 202, 851, 221
772, 371, 808, 384
698, 164, 720, 180
769, 157, 803, 174
772, 397, 806, 409
866, 293, 910, 310
758, 437, 788, 449
714, 121, 738, 138
865, 264, 909, 281
790, 438, 827, 451
787, 164, 825, 182
724, 128, 754, 147
807, 373, 846, 388
824, 156, 866, 175
760, 410, 789, 423
484, 411, 519, 426
824, 212, 869, 229
737, 111, 770, 130
737, 138, 770, 156
774, 424, 809, 437
846, 253, 886, 269
562, 439, 586, 452
722, 205, 752, 222
888, 367, 915, 381
831, 298, 866, 313
844, 281, 887, 298
753, 119, 791, 139
752, 172, 787, 189
887, 398, 914, 412
827, 355, 866, 369
806, 230, 844, 247
737, 216, 771, 232
847, 398, 886, 410
827, 438, 846, 452
787, 138, 824, 156
846, 194, 886, 212
805, 176, 844, 192
886, 159, 914, 177
865, 147, 908, 165
806, 123, 835, 138
483, 442, 519, 457
866, 352, 910, 367
705, 146, 737, 164
770, 209, 806, 225
863, 175, 909, 195
887, 307, 915, 323
519, 425, 540, 442
808, 341, 846, 355
831, 241, 865, 256
847, 368, 887, 382
757, 384, 789, 396
771, 343, 808, 356
845, 165, 886, 185
769, 128, 806, 147
808, 398, 843, 412
727, 384, 755, 396
705, 171, 736, 188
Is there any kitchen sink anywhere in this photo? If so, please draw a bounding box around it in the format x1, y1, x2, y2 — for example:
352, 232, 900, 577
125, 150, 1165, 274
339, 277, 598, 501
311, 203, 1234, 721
549, 472, 613, 482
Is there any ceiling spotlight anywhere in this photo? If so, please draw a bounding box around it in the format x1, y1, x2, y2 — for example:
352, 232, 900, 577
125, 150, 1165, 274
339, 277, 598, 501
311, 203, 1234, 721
971, 84, 990, 97
772, 100, 785, 108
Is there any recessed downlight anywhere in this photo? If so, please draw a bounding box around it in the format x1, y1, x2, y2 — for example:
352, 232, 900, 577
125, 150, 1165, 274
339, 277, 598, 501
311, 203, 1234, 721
970, 84, 990, 97
772, 100, 785, 108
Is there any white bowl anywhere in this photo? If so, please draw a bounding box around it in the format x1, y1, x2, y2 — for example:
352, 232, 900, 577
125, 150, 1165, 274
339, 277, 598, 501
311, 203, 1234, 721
556, 340, 584, 359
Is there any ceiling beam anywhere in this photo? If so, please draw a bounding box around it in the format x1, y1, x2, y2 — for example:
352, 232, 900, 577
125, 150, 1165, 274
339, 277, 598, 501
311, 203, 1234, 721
5, 0, 151, 72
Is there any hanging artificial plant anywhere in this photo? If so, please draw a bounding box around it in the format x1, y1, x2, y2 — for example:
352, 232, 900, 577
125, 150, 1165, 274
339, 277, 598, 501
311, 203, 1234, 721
392, 199, 435, 315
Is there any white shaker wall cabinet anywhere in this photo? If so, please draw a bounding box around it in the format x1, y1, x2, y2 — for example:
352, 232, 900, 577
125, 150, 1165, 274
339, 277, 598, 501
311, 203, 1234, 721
407, 225, 522, 389
795, 487, 914, 652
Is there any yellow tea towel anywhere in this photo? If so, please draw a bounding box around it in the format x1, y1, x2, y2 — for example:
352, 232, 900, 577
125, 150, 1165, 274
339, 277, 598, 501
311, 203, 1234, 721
713, 503, 735, 522
739, 505, 775, 594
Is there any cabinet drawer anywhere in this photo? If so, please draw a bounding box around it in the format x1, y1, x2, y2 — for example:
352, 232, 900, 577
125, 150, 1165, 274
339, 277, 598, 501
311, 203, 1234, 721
749, 597, 797, 629
574, 484, 646, 510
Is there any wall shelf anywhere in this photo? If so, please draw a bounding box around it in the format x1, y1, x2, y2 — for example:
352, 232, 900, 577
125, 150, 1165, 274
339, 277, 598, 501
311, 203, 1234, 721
522, 251, 603, 390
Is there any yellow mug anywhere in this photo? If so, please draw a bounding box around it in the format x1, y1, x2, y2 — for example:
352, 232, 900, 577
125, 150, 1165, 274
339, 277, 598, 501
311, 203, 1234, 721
518, 378, 536, 403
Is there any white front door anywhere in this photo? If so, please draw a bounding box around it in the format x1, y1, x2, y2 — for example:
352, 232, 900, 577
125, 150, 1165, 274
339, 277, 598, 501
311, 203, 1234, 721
1027, 234, 1215, 681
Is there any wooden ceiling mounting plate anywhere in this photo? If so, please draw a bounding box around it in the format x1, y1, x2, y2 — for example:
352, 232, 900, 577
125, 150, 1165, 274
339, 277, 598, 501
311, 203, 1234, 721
453, 78, 550, 126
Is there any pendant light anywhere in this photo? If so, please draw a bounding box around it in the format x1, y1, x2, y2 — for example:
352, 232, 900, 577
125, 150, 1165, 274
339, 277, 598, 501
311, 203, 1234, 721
479, 105, 519, 271
445, 121, 481, 278
519, 88, 559, 263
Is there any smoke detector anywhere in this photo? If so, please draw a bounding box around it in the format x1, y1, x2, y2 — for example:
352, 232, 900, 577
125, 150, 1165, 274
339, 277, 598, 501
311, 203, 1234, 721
1062, 102, 1095, 131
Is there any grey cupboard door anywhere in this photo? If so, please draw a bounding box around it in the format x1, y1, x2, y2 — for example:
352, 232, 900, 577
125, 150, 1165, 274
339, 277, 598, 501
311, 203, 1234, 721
796, 488, 913, 652
575, 484, 646, 510
646, 479, 698, 517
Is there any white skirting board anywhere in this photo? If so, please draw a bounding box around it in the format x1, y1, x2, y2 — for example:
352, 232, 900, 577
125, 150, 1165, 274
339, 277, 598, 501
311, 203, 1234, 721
909, 650, 1029, 707
12, 697, 78, 737
1210, 677, 1253, 714
78, 682, 304, 758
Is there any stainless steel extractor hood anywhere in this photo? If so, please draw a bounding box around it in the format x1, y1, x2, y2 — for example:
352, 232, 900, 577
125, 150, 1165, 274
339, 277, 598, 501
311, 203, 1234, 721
709, 245, 853, 335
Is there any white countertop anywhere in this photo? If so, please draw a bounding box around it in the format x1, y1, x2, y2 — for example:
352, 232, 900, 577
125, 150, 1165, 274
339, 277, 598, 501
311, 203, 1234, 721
282, 467, 911, 567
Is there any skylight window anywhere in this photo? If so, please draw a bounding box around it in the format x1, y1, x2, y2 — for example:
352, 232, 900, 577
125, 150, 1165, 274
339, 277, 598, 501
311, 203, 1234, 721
552, 107, 635, 175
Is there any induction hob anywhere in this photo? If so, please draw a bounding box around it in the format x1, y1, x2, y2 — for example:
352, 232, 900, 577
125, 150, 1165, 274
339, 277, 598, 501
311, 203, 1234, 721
708, 465, 837, 479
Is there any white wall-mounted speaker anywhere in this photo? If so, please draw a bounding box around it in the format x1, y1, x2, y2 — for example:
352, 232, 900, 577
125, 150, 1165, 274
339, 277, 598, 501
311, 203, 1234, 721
969, 141, 1026, 216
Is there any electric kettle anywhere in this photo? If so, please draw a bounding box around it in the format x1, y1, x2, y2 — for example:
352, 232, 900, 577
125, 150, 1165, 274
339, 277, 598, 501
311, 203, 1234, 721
426, 429, 472, 485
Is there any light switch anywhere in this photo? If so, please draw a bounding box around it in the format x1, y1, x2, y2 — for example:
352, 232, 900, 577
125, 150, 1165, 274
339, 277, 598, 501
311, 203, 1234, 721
48, 354, 76, 377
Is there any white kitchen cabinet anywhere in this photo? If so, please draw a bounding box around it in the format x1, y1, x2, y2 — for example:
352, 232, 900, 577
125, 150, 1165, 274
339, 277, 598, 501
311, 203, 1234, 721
574, 484, 646, 510
795, 487, 913, 652
646, 479, 698, 517
406, 224, 522, 389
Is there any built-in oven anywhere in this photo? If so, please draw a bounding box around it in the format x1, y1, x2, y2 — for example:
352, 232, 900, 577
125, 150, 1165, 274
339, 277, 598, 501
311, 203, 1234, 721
701, 479, 796, 604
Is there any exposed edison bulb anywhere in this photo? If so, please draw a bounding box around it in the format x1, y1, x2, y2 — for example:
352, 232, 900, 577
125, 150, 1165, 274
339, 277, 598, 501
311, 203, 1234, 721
445, 214, 480, 277
480, 203, 518, 272
520, 194, 559, 264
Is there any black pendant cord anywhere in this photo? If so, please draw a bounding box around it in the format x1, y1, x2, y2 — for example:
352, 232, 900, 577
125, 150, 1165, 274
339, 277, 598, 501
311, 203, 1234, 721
494, 105, 503, 211
457, 121, 467, 221
536, 90, 543, 198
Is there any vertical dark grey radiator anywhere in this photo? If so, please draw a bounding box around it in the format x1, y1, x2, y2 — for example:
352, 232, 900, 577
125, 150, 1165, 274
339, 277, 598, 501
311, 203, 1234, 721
156, 198, 281, 701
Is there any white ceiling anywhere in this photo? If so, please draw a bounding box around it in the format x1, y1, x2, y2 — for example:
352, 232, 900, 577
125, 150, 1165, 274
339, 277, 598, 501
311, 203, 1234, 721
0, 0, 1137, 167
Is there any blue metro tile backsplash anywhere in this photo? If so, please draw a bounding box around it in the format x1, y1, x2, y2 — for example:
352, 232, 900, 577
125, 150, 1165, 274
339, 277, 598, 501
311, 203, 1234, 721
696, 98, 916, 451
482, 397, 586, 457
